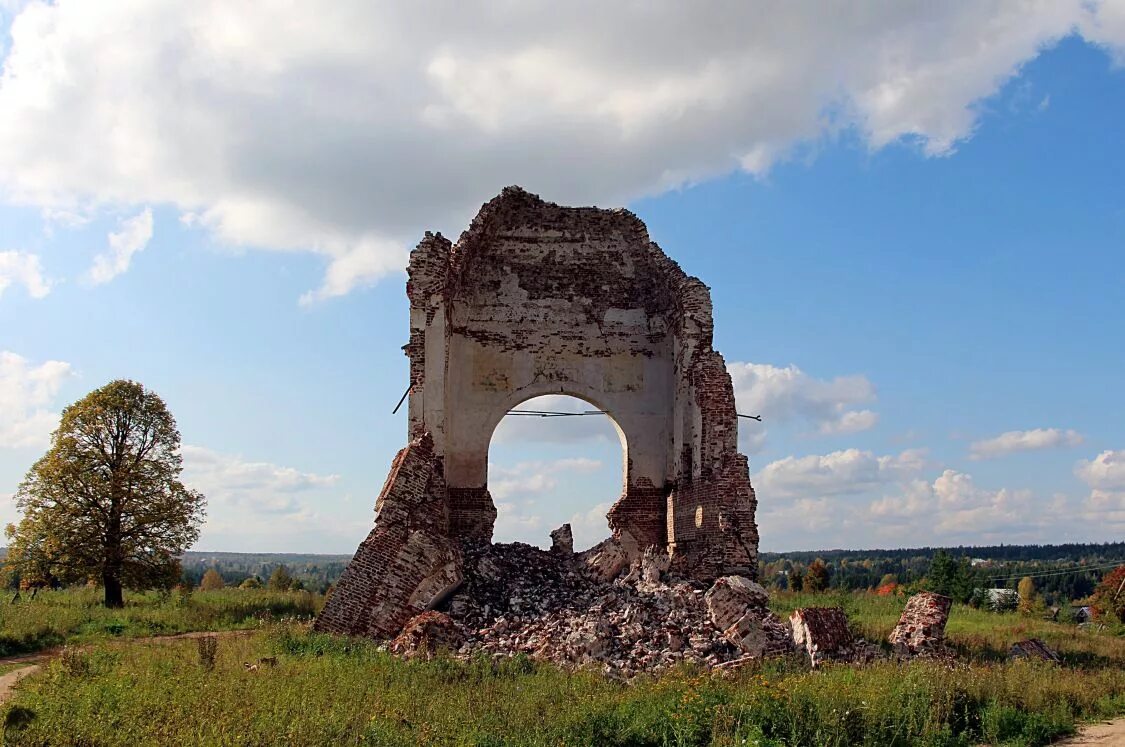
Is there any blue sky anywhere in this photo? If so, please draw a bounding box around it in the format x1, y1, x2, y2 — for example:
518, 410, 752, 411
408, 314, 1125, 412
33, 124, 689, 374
1, 4, 1123, 554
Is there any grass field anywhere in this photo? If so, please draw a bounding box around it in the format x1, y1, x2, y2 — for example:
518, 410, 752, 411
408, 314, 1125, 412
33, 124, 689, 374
1, 626, 1121, 746
0, 590, 1121, 746
0, 587, 321, 656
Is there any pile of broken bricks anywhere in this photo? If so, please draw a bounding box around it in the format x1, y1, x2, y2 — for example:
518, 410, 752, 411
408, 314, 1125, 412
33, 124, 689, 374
382, 524, 1033, 677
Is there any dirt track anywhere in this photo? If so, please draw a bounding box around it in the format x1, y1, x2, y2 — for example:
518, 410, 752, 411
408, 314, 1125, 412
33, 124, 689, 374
1054, 719, 1125, 746
0, 630, 254, 704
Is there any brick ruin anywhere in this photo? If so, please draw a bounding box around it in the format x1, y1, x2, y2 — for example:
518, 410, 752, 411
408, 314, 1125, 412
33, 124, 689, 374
316, 187, 759, 641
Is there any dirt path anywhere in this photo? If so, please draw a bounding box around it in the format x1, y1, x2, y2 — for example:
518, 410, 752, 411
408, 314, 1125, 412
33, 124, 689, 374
0, 629, 255, 704
1054, 719, 1125, 746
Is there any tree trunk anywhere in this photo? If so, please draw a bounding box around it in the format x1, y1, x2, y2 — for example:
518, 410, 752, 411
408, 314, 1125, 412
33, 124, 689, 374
104, 573, 124, 608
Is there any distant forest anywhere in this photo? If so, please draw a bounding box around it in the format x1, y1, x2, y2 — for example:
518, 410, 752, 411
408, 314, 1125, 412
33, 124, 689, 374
175, 542, 1125, 602
760, 542, 1125, 602
179, 551, 351, 594
3, 542, 1120, 602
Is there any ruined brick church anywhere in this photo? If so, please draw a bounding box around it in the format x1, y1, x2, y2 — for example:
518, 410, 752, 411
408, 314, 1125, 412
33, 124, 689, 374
316, 187, 760, 640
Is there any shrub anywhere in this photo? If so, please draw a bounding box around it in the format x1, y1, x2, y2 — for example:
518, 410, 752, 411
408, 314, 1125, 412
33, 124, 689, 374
199, 569, 224, 591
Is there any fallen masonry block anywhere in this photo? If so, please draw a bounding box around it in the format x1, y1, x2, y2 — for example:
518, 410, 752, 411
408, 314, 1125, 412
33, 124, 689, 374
704, 576, 793, 657
390, 611, 467, 660
550, 524, 574, 556
888, 592, 952, 657
581, 538, 630, 582
790, 607, 854, 667
705, 576, 770, 629
1009, 638, 1061, 664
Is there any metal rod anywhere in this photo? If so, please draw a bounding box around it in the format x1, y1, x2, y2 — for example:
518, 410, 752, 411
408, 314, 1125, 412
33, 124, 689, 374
391, 385, 411, 415
738, 413, 763, 421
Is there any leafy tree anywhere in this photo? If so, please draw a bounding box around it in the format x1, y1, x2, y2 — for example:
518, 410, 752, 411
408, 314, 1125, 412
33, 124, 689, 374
1090, 565, 1125, 622
1017, 576, 1037, 615
787, 566, 804, 592
199, 568, 224, 591
879, 573, 898, 588
239, 576, 262, 590
5, 380, 206, 608
804, 559, 829, 592
269, 565, 294, 591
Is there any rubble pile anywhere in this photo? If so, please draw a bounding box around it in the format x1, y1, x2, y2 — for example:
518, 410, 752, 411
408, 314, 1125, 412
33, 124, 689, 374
435, 538, 790, 677
1009, 638, 1061, 663
390, 610, 466, 661
888, 592, 952, 658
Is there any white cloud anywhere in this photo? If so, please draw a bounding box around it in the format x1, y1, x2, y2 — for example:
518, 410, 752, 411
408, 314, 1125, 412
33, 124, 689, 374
1073, 450, 1125, 528
755, 447, 925, 498
88, 207, 153, 284
0, 351, 71, 448
1, 3, 1122, 300
489, 457, 603, 501
730, 363, 878, 449
969, 427, 1084, 460
488, 456, 607, 546
180, 445, 372, 551
1075, 449, 1125, 490
869, 468, 1035, 536
182, 445, 340, 515
0, 250, 50, 298
567, 500, 614, 553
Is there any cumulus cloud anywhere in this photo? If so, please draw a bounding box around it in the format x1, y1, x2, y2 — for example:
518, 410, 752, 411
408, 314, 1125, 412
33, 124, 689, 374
179, 445, 370, 551
755, 448, 925, 498
969, 427, 1084, 460
181, 445, 340, 516
1075, 449, 1125, 490
488, 456, 608, 545
0, 351, 71, 448
1074, 450, 1125, 527
730, 362, 877, 449
489, 457, 603, 501
1, 3, 1123, 300
869, 468, 1035, 537
88, 207, 153, 284
0, 250, 50, 298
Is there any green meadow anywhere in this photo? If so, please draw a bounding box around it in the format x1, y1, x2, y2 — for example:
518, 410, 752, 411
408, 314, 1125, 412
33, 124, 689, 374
0, 590, 1120, 746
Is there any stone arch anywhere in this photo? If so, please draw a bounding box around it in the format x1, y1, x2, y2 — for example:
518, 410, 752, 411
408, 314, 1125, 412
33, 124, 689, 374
315, 187, 760, 639
485, 391, 627, 547
481, 388, 630, 489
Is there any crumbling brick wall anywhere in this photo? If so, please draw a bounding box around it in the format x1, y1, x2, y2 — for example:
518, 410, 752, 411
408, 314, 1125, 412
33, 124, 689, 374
318, 187, 760, 638
315, 434, 462, 638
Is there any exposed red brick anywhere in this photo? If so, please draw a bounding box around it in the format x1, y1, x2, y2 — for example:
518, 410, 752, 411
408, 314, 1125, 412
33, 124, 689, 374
888, 592, 952, 657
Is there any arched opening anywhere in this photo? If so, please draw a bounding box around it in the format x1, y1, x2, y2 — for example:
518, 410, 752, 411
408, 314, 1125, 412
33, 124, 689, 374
487, 394, 626, 552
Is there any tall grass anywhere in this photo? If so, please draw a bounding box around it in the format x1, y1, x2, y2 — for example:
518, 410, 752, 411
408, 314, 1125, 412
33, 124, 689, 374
0, 587, 320, 656
2, 626, 1122, 746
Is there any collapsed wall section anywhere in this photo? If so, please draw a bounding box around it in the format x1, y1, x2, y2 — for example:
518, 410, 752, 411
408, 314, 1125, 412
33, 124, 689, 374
314, 434, 462, 639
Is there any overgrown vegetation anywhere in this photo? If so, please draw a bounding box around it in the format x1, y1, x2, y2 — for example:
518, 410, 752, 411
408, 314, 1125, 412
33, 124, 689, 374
768, 590, 1125, 666
0, 587, 320, 656
2, 624, 1121, 746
